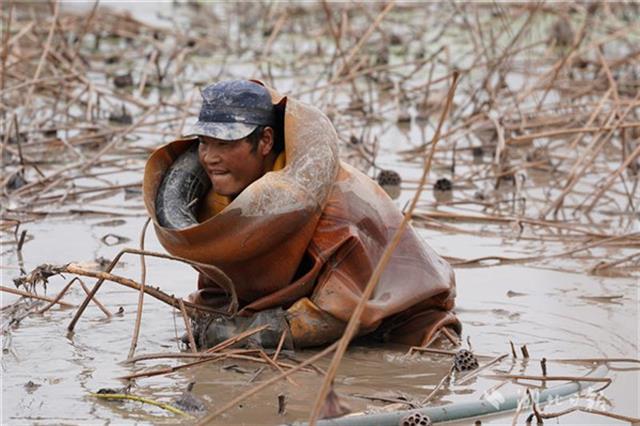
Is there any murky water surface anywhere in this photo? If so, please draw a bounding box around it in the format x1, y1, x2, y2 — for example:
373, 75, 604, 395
3, 195, 638, 425
2, 2, 639, 425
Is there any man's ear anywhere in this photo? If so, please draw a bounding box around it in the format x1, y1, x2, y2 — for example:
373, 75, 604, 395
259, 127, 274, 156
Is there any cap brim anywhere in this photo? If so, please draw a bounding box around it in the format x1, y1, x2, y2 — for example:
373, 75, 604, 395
183, 121, 257, 141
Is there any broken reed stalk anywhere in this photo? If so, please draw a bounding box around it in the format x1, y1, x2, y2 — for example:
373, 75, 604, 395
257, 350, 298, 386
127, 217, 151, 360
67, 247, 235, 332
137, 49, 157, 96
13, 105, 159, 201
420, 366, 453, 405
541, 92, 640, 218
506, 122, 640, 145
591, 252, 640, 273
511, 388, 530, 426
69, 264, 222, 314
125, 348, 314, 372
38, 277, 113, 318
307, 71, 459, 426
320, 0, 343, 57
272, 329, 287, 362
195, 342, 338, 426
38, 277, 104, 315
70, 0, 99, 62
408, 346, 455, 356
419, 328, 442, 349
4, 5, 636, 242
412, 209, 617, 239
527, 405, 640, 424
26, 262, 225, 329
585, 142, 640, 213
212, 352, 305, 372
178, 299, 197, 354
331, 1, 395, 80
482, 373, 611, 388
440, 326, 460, 345
205, 324, 271, 353
450, 231, 640, 267
76, 278, 111, 317
532, 10, 588, 111
0, 284, 74, 308
38, 277, 81, 314
23, 0, 59, 111
119, 353, 230, 381
527, 388, 543, 425
596, 46, 621, 105
126, 348, 256, 363
407, 346, 493, 359
457, 353, 509, 385
174, 89, 197, 138
569, 89, 612, 151
252, 11, 288, 80
0, 3, 12, 106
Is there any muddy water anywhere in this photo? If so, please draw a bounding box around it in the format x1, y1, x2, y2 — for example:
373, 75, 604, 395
2, 196, 638, 425
3, 3, 639, 426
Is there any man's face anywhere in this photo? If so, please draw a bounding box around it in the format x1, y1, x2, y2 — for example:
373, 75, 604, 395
198, 135, 267, 198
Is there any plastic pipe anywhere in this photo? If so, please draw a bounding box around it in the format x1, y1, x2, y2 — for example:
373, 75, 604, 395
297, 366, 607, 426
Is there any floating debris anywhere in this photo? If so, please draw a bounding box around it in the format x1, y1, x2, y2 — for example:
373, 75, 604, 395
108, 105, 133, 125
377, 169, 402, 187
277, 393, 286, 416
100, 234, 131, 246
397, 110, 411, 124
113, 72, 134, 88
6, 172, 28, 191
377, 169, 402, 199
24, 380, 41, 393
453, 349, 479, 372
550, 17, 574, 47
173, 382, 205, 413
472, 146, 484, 164
319, 385, 351, 420
433, 178, 453, 203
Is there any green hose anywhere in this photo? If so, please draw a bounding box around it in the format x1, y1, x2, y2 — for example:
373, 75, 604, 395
300, 365, 607, 426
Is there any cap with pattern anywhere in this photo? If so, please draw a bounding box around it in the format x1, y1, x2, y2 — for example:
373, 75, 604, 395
185, 80, 275, 141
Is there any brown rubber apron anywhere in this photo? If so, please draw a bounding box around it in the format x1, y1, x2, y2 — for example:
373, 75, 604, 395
143, 83, 460, 347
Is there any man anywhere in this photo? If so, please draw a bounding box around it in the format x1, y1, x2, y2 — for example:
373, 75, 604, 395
143, 80, 460, 349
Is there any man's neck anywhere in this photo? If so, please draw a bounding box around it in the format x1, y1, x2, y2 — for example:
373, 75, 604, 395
263, 151, 278, 174
228, 151, 279, 201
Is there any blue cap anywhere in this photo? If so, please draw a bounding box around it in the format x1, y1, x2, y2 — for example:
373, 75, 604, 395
185, 80, 275, 141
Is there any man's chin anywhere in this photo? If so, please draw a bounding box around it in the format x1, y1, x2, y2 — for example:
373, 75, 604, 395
210, 179, 240, 198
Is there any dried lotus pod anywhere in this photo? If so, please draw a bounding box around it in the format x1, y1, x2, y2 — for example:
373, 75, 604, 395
472, 146, 484, 164
453, 349, 479, 372
377, 169, 402, 187
550, 18, 573, 47
433, 178, 452, 191
433, 178, 453, 203
377, 169, 402, 199
399, 412, 432, 426
113, 72, 133, 88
